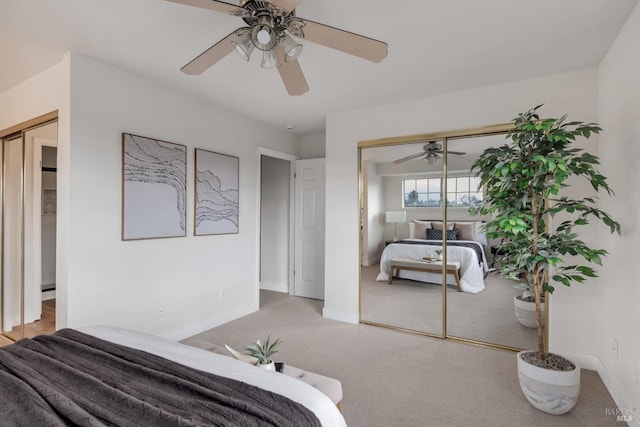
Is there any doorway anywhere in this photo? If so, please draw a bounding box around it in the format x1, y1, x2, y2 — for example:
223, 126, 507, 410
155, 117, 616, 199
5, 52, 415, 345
259, 154, 293, 294
1, 119, 58, 343
258, 148, 326, 301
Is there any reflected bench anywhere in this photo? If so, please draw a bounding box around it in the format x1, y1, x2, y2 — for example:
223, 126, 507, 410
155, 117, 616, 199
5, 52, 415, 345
388, 257, 462, 292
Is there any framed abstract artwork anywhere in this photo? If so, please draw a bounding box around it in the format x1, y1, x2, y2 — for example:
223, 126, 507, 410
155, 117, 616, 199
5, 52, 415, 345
194, 148, 239, 236
122, 133, 187, 240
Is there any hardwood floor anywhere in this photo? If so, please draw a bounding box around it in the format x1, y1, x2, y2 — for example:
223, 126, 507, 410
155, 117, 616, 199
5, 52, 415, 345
0, 299, 56, 346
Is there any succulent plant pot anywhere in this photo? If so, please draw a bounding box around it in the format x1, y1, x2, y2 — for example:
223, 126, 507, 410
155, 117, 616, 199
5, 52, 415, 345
517, 351, 580, 415
514, 296, 545, 329
258, 360, 276, 371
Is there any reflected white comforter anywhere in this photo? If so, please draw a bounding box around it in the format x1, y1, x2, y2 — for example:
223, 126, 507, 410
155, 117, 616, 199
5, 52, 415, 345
80, 325, 346, 427
376, 240, 487, 294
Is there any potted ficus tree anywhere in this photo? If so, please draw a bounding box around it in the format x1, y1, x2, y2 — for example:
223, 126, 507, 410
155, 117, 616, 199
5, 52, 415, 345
471, 105, 620, 415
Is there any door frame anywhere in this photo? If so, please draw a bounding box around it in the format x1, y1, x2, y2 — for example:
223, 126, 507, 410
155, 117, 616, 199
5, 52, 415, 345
29, 137, 57, 305
255, 147, 296, 299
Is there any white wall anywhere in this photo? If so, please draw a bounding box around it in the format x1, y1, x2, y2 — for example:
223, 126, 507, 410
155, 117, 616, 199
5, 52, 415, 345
63, 53, 297, 340
1, 54, 298, 340
260, 155, 290, 293
598, 1, 640, 418
324, 68, 601, 349
298, 132, 326, 159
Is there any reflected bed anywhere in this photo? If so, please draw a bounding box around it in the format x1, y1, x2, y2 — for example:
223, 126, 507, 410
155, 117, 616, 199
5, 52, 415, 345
376, 240, 487, 293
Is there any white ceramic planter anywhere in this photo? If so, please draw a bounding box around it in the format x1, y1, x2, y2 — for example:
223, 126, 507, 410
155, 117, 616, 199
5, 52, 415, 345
259, 360, 276, 371
514, 296, 545, 328
517, 351, 580, 415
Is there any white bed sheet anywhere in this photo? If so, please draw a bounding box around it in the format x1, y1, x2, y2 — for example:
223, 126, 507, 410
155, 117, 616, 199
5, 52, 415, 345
376, 240, 486, 294
79, 325, 346, 427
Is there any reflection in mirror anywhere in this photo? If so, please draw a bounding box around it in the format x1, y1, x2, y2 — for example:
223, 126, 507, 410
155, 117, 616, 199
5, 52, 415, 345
359, 141, 445, 336
2, 135, 25, 340
445, 135, 538, 350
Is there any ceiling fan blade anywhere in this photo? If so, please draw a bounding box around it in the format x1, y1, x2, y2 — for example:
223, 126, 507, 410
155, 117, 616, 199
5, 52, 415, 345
393, 152, 427, 164
448, 150, 466, 155
181, 30, 241, 75
270, 0, 301, 12
277, 58, 309, 96
450, 154, 472, 161
290, 18, 388, 62
164, 0, 246, 16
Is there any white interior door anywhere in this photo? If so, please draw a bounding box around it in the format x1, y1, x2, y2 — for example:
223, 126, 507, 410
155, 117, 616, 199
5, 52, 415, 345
294, 158, 325, 300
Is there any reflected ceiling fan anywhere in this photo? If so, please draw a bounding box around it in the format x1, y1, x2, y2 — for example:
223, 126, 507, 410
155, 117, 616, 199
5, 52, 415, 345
166, 0, 388, 96
393, 141, 467, 166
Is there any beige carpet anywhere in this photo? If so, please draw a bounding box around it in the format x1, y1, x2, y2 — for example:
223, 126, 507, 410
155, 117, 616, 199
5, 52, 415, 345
360, 264, 537, 349
183, 290, 620, 427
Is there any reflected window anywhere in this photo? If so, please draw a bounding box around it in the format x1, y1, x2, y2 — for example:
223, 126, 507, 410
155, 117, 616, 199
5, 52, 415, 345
403, 176, 482, 208
403, 177, 441, 207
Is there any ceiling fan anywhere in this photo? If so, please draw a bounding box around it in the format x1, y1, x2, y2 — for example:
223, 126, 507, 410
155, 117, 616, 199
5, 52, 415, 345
166, 0, 388, 96
393, 141, 467, 166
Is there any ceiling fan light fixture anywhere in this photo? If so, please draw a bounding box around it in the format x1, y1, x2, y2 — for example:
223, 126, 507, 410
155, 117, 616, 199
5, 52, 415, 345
251, 15, 277, 51
424, 153, 439, 165
260, 48, 283, 69
232, 29, 254, 61
279, 33, 303, 62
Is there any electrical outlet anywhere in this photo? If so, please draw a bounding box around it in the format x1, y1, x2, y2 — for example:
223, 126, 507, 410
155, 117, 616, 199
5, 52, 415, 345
611, 338, 619, 360
220, 288, 228, 298
158, 304, 165, 317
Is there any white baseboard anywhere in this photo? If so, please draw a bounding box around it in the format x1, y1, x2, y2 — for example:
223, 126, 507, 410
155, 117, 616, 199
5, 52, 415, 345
557, 350, 638, 426
364, 256, 381, 266
164, 303, 258, 341
42, 290, 56, 300
597, 361, 639, 426
322, 307, 358, 324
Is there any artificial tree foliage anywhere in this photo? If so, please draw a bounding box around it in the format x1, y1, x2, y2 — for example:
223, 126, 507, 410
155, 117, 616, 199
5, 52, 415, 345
471, 105, 620, 359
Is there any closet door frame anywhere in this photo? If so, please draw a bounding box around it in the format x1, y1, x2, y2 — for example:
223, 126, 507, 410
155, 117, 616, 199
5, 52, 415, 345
1, 112, 57, 341
358, 122, 549, 351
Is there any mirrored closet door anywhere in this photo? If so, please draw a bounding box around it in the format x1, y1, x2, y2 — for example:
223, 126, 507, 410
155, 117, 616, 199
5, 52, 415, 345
1, 120, 58, 342
359, 142, 445, 336
359, 125, 544, 350
2, 134, 25, 340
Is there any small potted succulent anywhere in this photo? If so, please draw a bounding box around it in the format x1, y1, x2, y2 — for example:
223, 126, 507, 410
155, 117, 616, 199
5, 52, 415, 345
243, 336, 282, 371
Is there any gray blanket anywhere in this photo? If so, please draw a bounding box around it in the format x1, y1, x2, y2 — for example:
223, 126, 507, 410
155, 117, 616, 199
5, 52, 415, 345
0, 329, 321, 427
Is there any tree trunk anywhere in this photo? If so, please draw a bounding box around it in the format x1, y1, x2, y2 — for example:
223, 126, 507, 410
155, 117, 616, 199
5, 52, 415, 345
534, 272, 545, 359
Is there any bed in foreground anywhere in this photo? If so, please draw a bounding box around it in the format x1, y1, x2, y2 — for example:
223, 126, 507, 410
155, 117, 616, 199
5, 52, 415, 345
0, 326, 346, 427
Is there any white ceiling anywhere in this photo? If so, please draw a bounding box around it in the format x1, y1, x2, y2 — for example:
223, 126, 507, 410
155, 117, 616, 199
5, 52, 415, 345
1, 0, 637, 135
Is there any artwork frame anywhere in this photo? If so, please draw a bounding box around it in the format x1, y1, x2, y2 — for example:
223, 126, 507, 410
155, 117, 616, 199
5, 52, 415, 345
194, 148, 239, 236
122, 133, 187, 241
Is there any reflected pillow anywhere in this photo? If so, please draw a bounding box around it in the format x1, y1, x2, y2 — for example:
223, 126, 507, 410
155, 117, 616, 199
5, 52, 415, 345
431, 221, 455, 231
426, 228, 458, 240
410, 220, 432, 239
454, 222, 475, 241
